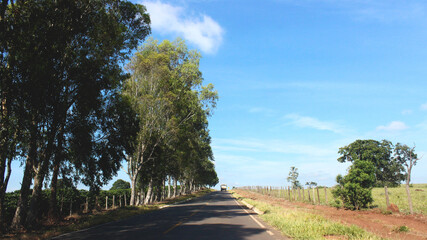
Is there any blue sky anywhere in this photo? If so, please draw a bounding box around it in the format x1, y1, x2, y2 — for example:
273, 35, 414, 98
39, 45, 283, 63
7, 0, 427, 191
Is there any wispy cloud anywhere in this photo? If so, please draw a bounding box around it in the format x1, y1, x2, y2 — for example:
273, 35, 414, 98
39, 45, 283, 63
143, 1, 224, 53
402, 109, 413, 115
376, 121, 409, 131
420, 102, 427, 110
284, 113, 346, 134
213, 138, 336, 157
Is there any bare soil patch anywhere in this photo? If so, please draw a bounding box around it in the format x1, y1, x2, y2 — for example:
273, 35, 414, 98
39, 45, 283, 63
235, 189, 427, 240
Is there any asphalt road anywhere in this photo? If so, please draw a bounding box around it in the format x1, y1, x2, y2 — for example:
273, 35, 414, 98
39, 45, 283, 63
52, 191, 285, 240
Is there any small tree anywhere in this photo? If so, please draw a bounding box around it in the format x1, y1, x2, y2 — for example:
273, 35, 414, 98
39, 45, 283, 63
394, 143, 420, 214
333, 160, 376, 210
305, 182, 317, 188
287, 166, 301, 189
110, 179, 131, 190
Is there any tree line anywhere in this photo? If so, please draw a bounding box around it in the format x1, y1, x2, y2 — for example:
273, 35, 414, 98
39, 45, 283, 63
0, 0, 218, 232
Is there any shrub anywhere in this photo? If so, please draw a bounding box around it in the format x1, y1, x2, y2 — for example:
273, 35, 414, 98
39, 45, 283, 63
333, 160, 375, 210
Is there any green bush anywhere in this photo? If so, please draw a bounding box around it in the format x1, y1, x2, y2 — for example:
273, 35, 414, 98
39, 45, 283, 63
333, 160, 375, 210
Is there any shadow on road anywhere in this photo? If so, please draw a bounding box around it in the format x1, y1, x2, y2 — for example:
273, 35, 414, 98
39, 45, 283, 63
53, 191, 271, 240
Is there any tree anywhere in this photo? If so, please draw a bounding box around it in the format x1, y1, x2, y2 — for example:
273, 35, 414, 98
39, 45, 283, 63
287, 166, 301, 189
110, 179, 131, 190
333, 160, 376, 210
1, 0, 150, 230
394, 143, 420, 214
123, 38, 218, 206
338, 139, 405, 187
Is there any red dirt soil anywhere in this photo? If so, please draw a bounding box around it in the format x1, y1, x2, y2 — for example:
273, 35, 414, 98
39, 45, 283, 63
235, 189, 427, 240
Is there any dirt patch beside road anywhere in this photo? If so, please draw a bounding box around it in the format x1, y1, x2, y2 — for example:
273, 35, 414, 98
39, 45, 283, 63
235, 189, 427, 240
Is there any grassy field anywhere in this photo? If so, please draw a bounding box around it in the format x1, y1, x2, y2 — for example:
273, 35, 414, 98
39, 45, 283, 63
372, 184, 427, 214
244, 184, 427, 214
232, 191, 385, 240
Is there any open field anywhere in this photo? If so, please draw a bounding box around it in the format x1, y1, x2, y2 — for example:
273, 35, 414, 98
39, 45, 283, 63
372, 184, 427, 214
241, 184, 427, 214
234, 189, 427, 240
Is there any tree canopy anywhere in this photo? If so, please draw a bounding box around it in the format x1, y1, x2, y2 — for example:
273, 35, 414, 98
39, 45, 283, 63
338, 139, 405, 187
122, 38, 218, 206
110, 179, 131, 190
0, 0, 150, 230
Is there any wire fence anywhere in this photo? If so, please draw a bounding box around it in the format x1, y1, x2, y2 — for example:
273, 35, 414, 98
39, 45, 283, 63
238, 186, 333, 205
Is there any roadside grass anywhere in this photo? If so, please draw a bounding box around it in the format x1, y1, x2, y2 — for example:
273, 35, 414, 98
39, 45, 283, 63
253, 184, 427, 214
4, 189, 213, 240
232, 191, 386, 240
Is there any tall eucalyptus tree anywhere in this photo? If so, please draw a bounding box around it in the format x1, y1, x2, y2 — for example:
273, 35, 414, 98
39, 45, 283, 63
1, 0, 150, 230
123, 38, 218, 205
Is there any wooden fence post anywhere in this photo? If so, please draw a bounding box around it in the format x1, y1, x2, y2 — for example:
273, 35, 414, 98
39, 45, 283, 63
113, 195, 115, 208
317, 187, 320, 204
288, 187, 291, 201
307, 188, 311, 202
293, 188, 296, 201
124, 194, 127, 206
313, 187, 316, 204
302, 187, 305, 201
324, 187, 328, 204
106, 196, 108, 210
298, 188, 301, 201
384, 186, 390, 208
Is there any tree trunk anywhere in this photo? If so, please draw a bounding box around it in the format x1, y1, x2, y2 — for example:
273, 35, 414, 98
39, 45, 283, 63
161, 179, 166, 201
26, 160, 49, 228
384, 186, 390, 208
141, 190, 145, 205
173, 178, 177, 198
406, 182, 414, 214
130, 175, 137, 206
26, 126, 56, 228
167, 176, 171, 199
0, 154, 12, 231
144, 178, 153, 205
11, 147, 35, 230
48, 160, 60, 223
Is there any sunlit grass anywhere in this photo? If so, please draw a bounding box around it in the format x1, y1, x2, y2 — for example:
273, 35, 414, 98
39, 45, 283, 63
232, 191, 386, 240
372, 184, 427, 214
246, 184, 427, 214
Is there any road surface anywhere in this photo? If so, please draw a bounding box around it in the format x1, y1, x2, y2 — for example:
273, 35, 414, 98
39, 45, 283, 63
52, 191, 286, 240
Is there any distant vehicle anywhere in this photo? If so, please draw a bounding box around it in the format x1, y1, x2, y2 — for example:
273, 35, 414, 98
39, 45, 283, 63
220, 184, 227, 191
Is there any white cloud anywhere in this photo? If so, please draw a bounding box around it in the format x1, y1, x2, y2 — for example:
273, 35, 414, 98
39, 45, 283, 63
143, 1, 224, 53
420, 102, 427, 110
376, 121, 409, 131
284, 113, 346, 134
